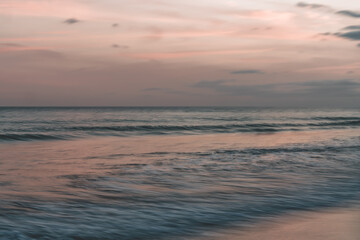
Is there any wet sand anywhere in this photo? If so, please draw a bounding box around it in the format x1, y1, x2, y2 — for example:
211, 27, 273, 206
196, 206, 360, 240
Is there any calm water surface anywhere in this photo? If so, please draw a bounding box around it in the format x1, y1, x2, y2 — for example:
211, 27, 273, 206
0, 107, 359, 239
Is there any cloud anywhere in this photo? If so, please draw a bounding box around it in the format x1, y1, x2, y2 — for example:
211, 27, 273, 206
63, 18, 80, 24
193, 79, 360, 98
231, 69, 264, 74
29, 49, 64, 59
193, 79, 275, 96
131, 49, 269, 60
296, 2, 329, 9
326, 26, 360, 44
193, 79, 236, 88
335, 31, 360, 40
296, 79, 359, 87
143, 87, 191, 95
296, 3, 360, 20
143, 87, 163, 91
336, 10, 360, 18
112, 44, 129, 49
112, 23, 119, 28
0, 43, 60, 55
293, 79, 360, 96
0, 43, 24, 47
319, 32, 332, 36
0, 49, 64, 63
343, 25, 360, 31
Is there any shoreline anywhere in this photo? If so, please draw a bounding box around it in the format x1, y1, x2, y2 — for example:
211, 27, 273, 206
194, 206, 360, 240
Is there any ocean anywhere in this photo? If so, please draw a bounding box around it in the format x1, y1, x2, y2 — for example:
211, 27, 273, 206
0, 107, 359, 239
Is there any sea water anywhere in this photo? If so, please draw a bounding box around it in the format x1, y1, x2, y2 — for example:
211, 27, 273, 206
0, 107, 359, 239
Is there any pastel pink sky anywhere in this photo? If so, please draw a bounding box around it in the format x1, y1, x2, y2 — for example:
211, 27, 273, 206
0, 0, 359, 106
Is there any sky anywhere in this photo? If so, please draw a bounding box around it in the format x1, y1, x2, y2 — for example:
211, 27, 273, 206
0, 0, 359, 107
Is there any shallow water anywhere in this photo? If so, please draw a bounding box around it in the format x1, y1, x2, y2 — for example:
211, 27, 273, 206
0, 107, 359, 239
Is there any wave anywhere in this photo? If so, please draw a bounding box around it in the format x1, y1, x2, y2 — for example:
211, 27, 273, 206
68, 120, 360, 132
68, 124, 283, 133
312, 117, 360, 121
308, 120, 360, 127
1, 120, 359, 142
0, 133, 66, 142
214, 145, 360, 155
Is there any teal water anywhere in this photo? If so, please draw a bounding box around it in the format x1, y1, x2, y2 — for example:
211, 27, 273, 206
0, 107, 359, 239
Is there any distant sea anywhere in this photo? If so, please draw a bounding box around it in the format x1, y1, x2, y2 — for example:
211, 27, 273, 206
0, 107, 359, 239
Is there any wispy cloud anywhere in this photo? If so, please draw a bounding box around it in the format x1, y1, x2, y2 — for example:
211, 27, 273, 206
343, 25, 360, 31
0, 0, 98, 19
294, 79, 360, 96
193, 79, 360, 98
322, 25, 360, 45
63, 18, 80, 24
296, 2, 329, 9
231, 69, 264, 74
193, 79, 274, 96
143, 87, 191, 96
112, 44, 129, 49
336, 10, 360, 18
193, 79, 236, 88
335, 31, 360, 41
0, 42, 24, 47
130, 49, 271, 60
296, 2, 360, 20
0, 43, 53, 53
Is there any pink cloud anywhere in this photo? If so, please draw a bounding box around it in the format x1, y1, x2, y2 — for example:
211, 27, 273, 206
0, 43, 52, 53
144, 30, 234, 40
0, 0, 97, 19
223, 10, 296, 22
128, 48, 272, 60
296, 62, 360, 73
0, 36, 62, 43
